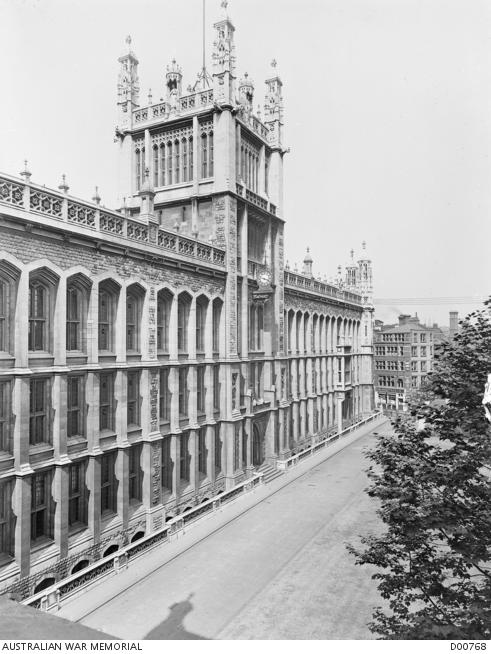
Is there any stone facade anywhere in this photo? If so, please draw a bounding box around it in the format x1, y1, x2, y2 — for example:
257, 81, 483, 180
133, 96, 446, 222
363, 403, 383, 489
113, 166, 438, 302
0, 4, 375, 598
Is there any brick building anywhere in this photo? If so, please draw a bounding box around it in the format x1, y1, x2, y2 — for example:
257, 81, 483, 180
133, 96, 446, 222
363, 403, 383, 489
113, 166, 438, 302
374, 314, 445, 412
0, 5, 375, 597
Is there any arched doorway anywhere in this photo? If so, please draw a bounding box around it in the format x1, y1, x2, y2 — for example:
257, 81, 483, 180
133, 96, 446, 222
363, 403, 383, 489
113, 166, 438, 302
252, 423, 265, 467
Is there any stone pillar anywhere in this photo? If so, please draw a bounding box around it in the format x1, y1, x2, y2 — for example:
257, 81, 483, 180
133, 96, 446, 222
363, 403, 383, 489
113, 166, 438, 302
189, 429, 198, 493
14, 474, 31, 577
116, 447, 129, 529
87, 455, 101, 544
206, 425, 215, 486
188, 297, 197, 360
169, 295, 178, 361
171, 434, 181, 505
87, 282, 98, 364
336, 393, 344, 433
169, 367, 180, 432
116, 285, 127, 363
52, 373, 69, 559
53, 275, 66, 366
115, 370, 128, 446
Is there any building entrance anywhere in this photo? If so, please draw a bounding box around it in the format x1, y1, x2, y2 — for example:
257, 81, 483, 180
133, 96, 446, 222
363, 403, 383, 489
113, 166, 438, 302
252, 423, 265, 467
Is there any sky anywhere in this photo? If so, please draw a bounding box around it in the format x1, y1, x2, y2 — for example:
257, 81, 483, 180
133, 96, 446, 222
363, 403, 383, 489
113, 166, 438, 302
1, 0, 490, 325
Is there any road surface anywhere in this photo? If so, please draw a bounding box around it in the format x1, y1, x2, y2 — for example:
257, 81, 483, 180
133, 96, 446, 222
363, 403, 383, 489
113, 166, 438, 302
65, 425, 387, 639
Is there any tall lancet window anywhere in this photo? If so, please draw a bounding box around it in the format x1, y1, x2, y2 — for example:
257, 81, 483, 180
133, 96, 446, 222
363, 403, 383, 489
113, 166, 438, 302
189, 137, 194, 180
174, 139, 180, 184
160, 144, 166, 186
182, 138, 188, 182
201, 133, 208, 178
209, 132, 214, 177
167, 141, 173, 185
153, 146, 159, 187
135, 149, 141, 190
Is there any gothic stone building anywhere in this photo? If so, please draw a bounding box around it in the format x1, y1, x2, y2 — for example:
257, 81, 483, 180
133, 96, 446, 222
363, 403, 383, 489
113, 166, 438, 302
0, 6, 375, 597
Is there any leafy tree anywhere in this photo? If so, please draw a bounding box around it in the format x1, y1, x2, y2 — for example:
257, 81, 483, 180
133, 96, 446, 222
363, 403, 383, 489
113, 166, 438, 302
349, 300, 491, 639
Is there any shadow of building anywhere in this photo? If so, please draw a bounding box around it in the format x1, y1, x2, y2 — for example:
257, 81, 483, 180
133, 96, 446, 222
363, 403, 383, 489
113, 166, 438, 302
144, 593, 208, 640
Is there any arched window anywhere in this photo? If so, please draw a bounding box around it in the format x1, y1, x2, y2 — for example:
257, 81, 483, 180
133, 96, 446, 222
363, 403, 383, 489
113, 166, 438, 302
189, 136, 194, 180
126, 284, 144, 353
174, 139, 180, 184
66, 286, 82, 351
28, 282, 47, 351
160, 143, 166, 186
157, 289, 172, 353
195, 296, 208, 353
0, 280, 9, 353
98, 280, 120, 353
153, 146, 159, 187
209, 132, 214, 177
135, 148, 141, 190
212, 298, 222, 353
177, 293, 191, 353
182, 138, 188, 183
201, 133, 208, 178
256, 304, 264, 351
167, 141, 173, 185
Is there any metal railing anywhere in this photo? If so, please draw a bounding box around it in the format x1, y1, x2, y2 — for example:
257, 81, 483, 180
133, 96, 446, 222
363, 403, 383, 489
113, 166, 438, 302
276, 411, 384, 471
21, 473, 263, 612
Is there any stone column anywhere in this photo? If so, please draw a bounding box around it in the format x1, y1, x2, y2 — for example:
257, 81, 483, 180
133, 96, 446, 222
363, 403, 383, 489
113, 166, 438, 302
171, 434, 181, 505
87, 455, 101, 544
53, 276, 66, 366
169, 295, 178, 361
189, 429, 198, 493
116, 285, 127, 363
14, 473, 31, 577
52, 373, 69, 559
206, 425, 215, 486
116, 446, 129, 529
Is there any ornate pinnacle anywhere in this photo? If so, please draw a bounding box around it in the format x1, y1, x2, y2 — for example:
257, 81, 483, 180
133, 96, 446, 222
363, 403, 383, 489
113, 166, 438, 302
148, 88, 153, 105
92, 186, 101, 205
58, 174, 69, 194
20, 159, 32, 182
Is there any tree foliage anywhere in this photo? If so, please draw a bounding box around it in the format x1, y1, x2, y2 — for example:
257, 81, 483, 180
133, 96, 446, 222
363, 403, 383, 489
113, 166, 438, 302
349, 300, 491, 639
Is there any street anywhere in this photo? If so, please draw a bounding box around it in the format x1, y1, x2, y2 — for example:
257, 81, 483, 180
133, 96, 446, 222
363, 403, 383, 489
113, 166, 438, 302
60, 425, 387, 640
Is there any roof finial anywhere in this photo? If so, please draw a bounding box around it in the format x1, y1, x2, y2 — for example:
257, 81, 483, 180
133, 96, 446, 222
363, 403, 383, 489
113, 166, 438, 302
362, 240, 366, 250
148, 88, 152, 105
58, 174, 69, 194
271, 58, 277, 69
20, 159, 32, 182
92, 186, 101, 205
125, 35, 132, 51
221, 0, 229, 12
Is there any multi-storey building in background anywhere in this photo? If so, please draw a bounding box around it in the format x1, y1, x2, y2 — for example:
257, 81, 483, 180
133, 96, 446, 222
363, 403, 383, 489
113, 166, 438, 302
374, 314, 446, 412
0, 4, 375, 598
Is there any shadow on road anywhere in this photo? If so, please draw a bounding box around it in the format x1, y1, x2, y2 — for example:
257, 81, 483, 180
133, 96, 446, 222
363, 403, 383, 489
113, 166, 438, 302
144, 593, 208, 640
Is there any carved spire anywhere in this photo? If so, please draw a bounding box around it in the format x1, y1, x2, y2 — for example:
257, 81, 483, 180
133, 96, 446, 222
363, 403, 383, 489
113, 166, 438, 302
212, 0, 236, 105
117, 35, 140, 130
20, 159, 31, 182
264, 58, 283, 147
92, 186, 101, 205
302, 247, 313, 277
58, 174, 69, 194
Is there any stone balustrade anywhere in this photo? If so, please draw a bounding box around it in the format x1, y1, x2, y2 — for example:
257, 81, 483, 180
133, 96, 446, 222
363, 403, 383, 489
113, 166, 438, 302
284, 270, 363, 307
0, 173, 226, 268
133, 89, 215, 126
